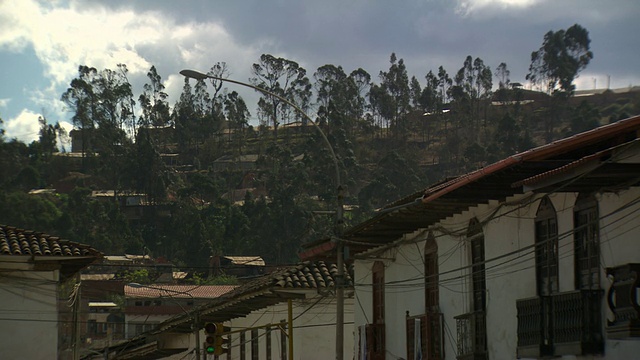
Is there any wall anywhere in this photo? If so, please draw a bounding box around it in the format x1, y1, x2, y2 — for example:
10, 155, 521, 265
353, 187, 640, 359
0, 269, 60, 360
228, 295, 354, 360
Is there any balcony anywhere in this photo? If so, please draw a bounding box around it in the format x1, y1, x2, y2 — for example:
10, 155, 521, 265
516, 290, 604, 358
454, 311, 486, 360
606, 263, 640, 339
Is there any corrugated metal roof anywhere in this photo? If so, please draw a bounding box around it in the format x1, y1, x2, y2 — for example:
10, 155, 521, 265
89, 302, 118, 307
223, 256, 265, 266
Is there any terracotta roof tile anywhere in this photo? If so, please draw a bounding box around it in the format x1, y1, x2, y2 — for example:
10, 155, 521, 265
236, 260, 351, 294
0, 225, 102, 258
125, 285, 237, 299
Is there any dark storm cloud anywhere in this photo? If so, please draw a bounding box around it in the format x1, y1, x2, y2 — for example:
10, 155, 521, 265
78, 0, 639, 88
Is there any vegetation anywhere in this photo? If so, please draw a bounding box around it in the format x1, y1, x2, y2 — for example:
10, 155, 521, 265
1, 24, 639, 273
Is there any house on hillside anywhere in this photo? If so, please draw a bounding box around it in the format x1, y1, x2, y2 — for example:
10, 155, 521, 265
301, 115, 640, 359
212, 154, 260, 172
106, 261, 355, 360
209, 255, 266, 278
0, 225, 102, 360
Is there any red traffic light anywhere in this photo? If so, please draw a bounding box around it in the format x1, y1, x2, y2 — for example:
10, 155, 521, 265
204, 322, 217, 334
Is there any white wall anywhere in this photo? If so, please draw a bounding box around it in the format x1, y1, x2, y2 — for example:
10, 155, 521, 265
228, 295, 354, 360
353, 187, 640, 359
0, 269, 60, 360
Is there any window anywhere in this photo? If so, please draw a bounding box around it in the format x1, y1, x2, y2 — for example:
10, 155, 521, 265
369, 261, 386, 360
88, 320, 97, 336
407, 313, 444, 360
535, 197, 559, 295
456, 218, 487, 359
468, 218, 486, 313
574, 194, 600, 290
424, 232, 439, 311
373, 261, 385, 325
517, 194, 604, 358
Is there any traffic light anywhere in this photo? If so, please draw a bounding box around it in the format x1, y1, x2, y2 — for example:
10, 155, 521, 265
213, 322, 231, 356
204, 322, 218, 355
203, 322, 230, 356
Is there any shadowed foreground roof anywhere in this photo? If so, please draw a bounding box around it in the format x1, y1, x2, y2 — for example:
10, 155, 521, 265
300, 114, 640, 260
0, 224, 103, 278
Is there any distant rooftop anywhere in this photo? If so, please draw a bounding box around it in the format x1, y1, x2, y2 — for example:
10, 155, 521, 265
125, 284, 237, 299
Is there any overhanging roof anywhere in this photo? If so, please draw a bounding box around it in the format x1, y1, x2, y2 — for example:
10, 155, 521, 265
300, 114, 640, 260
107, 261, 352, 359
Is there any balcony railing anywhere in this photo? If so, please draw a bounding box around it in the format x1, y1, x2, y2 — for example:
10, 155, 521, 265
454, 311, 486, 360
516, 289, 604, 357
606, 263, 640, 339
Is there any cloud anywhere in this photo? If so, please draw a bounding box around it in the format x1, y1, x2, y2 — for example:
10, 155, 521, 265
4, 109, 41, 144
456, 0, 542, 15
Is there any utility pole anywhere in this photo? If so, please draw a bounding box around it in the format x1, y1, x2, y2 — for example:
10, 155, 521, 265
195, 311, 201, 360
335, 186, 345, 360
72, 278, 82, 360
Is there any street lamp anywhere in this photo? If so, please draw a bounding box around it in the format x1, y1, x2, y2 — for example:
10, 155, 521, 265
127, 283, 201, 359
179, 69, 346, 360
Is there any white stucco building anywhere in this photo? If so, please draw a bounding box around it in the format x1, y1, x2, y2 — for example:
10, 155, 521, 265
0, 225, 102, 360
302, 115, 640, 360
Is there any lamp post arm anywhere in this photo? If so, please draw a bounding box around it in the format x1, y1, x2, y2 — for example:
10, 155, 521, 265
179, 69, 342, 207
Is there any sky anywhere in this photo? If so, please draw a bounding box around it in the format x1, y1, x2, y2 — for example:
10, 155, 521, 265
1, 0, 639, 148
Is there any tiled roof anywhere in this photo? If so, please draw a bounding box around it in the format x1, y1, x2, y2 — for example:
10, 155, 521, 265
125, 284, 237, 299
209, 260, 352, 301
0, 225, 102, 257
272, 261, 351, 288
154, 261, 353, 333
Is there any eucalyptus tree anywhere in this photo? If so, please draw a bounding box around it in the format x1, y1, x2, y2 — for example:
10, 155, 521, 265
452, 56, 492, 131
349, 68, 372, 134
138, 65, 171, 129
473, 57, 493, 127
314, 64, 365, 136
526, 24, 593, 141
376, 53, 411, 140
206, 62, 230, 135
495, 62, 510, 90
224, 90, 250, 152
61, 64, 135, 181
417, 70, 440, 144
251, 54, 310, 139
494, 62, 511, 102
437, 66, 452, 131
61, 65, 99, 171
526, 23, 593, 95
173, 77, 198, 154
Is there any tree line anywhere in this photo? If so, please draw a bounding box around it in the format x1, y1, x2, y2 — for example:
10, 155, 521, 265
1, 24, 638, 273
